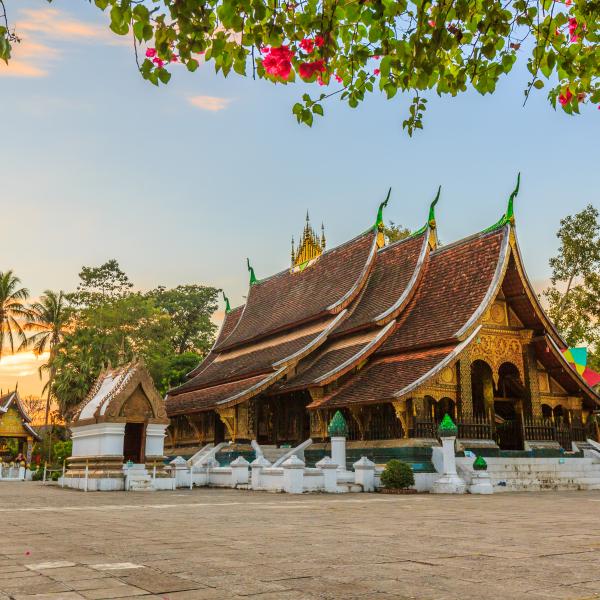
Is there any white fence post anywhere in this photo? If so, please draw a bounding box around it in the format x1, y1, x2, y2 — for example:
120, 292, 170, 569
230, 456, 250, 486
61, 461, 66, 488
189, 465, 194, 490
353, 456, 376, 492
282, 455, 305, 494
43, 463, 47, 483
316, 457, 339, 493
84, 461, 89, 493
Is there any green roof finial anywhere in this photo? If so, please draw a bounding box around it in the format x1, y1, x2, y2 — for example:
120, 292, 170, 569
506, 172, 520, 225
375, 187, 392, 230
222, 291, 231, 313
246, 258, 258, 286
428, 186, 441, 228
473, 455, 488, 471
437, 413, 458, 438
328, 410, 348, 437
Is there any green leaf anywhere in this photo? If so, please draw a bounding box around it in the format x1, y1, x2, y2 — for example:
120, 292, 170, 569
187, 59, 200, 72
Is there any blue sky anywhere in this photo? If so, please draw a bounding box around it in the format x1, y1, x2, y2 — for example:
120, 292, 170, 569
1, 1, 598, 395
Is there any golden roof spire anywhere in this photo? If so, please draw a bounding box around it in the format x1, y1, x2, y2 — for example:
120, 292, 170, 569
291, 212, 325, 268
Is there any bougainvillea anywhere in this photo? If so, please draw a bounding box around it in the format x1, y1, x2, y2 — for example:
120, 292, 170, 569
0, 0, 597, 133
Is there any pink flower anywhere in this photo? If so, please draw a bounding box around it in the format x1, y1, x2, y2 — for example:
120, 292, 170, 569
558, 87, 573, 106
300, 38, 315, 54
299, 59, 325, 80
170, 55, 178, 63
334, 73, 343, 83
152, 57, 165, 68
373, 55, 380, 60
428, 20, 436, 27
261, 46, 270, 55
262, 46, 293, 81
315, 35, 325, 47
145, 48, 157, 58
317, 74, 326, 86
565, 0, 572, 5
568, 17, 579, 42
374, 68, 380, 75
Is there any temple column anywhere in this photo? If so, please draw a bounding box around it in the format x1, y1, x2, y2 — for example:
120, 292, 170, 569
458, 359, 473, 419
26, 437, 33, 463
523, 345, 542, 419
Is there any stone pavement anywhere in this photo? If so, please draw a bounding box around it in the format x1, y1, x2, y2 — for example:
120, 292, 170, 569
0, 483, 600, 600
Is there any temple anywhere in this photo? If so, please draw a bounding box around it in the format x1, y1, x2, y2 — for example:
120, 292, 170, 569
165, 181, 600, 463
0, 391, 40, 462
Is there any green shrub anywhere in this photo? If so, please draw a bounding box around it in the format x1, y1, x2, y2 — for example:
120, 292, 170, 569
53, 440, 72, 466
31, 468, 43, 481
51, 471, 60, 482
380, 459, 415, 489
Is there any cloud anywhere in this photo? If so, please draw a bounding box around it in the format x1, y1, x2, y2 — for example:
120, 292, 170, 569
0, 7, 126, 78
188, 95, 232, 112
0, 352, 49, 377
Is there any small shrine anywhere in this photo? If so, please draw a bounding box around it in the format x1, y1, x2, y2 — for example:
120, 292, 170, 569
0, 391, 40, 463
63, 360, 172, 491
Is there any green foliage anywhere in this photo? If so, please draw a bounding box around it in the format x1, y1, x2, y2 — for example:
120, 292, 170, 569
3, 0, 596, 132
148, 285, 219, 355
380, 459, 415, 489
543, 205, 600, 369
383, 221, 411, 244
0, 270, 31, 359
53, 440, 72, 466
72, 259, 133, 307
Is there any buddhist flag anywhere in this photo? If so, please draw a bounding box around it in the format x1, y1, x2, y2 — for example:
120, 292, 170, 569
562, 347, 600, 388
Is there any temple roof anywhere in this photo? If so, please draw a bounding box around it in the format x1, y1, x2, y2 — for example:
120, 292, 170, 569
166, 188, 598, 416
216, 230, 377, 350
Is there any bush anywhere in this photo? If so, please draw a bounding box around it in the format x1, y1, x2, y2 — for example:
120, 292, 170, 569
380, 459, 414, 490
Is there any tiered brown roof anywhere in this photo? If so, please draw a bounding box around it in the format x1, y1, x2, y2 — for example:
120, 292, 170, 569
166, 213, 599, 417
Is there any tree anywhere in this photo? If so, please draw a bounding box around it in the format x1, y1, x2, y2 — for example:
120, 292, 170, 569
0, 271, 30, 360
384, 221, 411, 244
72, 259, 133, 307
543, 204, 600, 369
2, 1, 597, 133
149, 285, 220, 355
21, 291, 69, 426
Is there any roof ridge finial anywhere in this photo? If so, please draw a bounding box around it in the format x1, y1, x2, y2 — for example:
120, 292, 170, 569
222, 290, 231, 313
506, 172, 520, 225
375, 187, 391, 230
428, 185, 441, 228
246, 258, 258, 286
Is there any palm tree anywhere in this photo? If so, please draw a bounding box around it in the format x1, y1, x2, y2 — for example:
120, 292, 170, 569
21, 290, 68, 426
0, 271, 30, 361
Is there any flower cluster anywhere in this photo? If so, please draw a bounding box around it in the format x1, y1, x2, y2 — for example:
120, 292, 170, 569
262, 45, 293, 81
145, 47, 178, 69
558, 87, 573, 106
299, 59, 325, 80
568, 18, 579, 42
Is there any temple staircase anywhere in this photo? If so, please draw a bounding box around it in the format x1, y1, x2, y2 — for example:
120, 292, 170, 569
124, 464, 154, 492
483, 457, 600, 492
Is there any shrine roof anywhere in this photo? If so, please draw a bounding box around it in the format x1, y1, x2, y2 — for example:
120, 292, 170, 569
0, 391, 40, 440
309, 345, 458, 409
380, 226, 509, 354
72, 360, 168, 425
337, 231, 429, 333
215, 230, 377, 350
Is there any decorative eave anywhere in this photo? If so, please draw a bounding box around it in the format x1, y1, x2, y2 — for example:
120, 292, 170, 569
392, 326, 481, 401
508, 227, 567, 348
311, 320, 396, 387
373, 229, 430, 326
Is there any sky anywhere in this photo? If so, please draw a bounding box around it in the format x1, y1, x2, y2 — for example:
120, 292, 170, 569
1, 0, 598, 396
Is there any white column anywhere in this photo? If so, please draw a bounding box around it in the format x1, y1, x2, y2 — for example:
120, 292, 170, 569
250, 456, 271, 490
316, 456, 339, 493
230, 456, 250, 486
282, 455, 305, 494
353, 456, 376, 492
331, 437, 347, 472
432, 436, 466, 494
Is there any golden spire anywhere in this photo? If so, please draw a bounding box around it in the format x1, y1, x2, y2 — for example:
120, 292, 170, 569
291, 212, 326, 268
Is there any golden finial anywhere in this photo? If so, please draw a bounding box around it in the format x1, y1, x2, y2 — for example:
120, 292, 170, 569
292, 211, 326, 268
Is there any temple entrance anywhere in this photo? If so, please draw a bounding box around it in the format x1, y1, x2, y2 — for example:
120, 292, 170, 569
214, 413, 225, 444
123, 422, 145, 463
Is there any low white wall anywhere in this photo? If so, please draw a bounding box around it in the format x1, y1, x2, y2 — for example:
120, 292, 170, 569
59, 476, 125, 492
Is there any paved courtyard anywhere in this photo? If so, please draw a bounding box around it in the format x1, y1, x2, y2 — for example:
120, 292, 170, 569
0, 483, 599, 600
